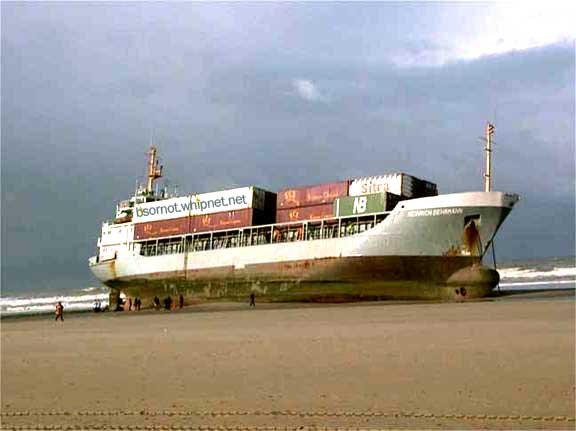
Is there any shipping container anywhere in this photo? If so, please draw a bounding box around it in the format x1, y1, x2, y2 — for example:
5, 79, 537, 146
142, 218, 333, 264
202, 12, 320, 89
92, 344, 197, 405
191, 207, 276, 234
134, 186, 276, 223
191, 209, 253, 233
333, 192, 401, 218
134, 205, 276, 240
276, 203, 334, 223
134, 216, 190, 240
259, 190, 278, 216
411, 177, 438, 197
349, 174, 437, 199
277, 181, 349, 209
252, 206, 277, 226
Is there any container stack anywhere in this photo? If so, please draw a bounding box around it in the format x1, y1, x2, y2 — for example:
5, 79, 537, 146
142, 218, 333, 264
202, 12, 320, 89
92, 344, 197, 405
133, 186, 276, 240
349, 173, 437, 198
132, 173, 438, 240
276, 181, 349, 223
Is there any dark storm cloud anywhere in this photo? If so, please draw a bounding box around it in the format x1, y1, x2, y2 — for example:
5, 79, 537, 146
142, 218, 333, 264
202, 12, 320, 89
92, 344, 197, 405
1, 2, 574, 293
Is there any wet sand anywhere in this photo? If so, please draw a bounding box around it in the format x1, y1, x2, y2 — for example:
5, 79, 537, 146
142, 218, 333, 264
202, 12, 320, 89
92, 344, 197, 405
2, 293, 575, 429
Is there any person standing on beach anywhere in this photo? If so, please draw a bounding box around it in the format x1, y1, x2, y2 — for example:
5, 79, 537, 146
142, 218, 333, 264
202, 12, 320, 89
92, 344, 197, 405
179, 295, 184, 309
55, 301, 64, 321
164, 296, 172, 310
249, 293, 256, 307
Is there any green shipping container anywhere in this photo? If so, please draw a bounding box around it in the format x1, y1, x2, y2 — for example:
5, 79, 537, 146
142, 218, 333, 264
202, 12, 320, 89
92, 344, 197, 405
333, 192, 400, 217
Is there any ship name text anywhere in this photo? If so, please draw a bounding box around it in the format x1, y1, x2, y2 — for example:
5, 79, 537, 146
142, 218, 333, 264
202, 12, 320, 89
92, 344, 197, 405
406, 207, 463, 217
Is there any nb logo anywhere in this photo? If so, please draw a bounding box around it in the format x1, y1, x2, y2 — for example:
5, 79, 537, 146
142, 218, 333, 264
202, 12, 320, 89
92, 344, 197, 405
353, 197, 367, 214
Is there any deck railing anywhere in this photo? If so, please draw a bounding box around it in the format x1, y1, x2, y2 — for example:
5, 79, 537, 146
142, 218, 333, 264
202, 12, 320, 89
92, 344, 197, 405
136, 211, 392, 258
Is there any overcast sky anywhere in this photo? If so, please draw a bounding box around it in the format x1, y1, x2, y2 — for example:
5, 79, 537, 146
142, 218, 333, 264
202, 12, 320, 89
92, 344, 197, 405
2, 2, 574, 294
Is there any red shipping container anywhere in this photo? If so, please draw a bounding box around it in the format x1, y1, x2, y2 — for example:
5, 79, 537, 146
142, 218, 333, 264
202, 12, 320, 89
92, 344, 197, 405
134, 208, 276, 240
191, 208, 253, 233
134, 216, 190, 240
277, 181, 349, 209
276, 203, 334, 223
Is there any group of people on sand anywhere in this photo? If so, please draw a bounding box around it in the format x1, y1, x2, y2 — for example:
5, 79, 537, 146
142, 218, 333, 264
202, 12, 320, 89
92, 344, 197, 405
112, 296, 141, 312
152, 295, 185, 311
55, 292, 257, 320
93, 300, 107, 312
127, 297, 142, 311
150, 293, 257, 309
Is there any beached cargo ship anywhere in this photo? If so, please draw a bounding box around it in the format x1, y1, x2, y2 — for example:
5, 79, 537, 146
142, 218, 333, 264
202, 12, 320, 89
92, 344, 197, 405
89, 125, 518, 307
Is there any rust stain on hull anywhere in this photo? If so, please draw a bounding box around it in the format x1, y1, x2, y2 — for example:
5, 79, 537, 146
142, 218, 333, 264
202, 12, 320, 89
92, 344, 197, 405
463, 218, 482, 256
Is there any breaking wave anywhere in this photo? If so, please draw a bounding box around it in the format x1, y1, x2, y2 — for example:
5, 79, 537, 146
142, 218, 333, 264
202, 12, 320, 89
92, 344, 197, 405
497, 258, 575, 291
499, 267, 576, 280
1, 287, 109, 317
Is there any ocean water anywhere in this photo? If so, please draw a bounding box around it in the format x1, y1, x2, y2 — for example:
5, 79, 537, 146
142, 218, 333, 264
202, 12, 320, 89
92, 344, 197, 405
1, 286, 110, 317
1, 256, 574, 317
496, 256, 576, 292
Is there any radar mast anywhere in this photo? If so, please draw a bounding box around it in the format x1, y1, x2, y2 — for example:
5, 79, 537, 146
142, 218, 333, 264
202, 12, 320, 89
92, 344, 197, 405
484, 123, 495, 192
146, 146, 163, 194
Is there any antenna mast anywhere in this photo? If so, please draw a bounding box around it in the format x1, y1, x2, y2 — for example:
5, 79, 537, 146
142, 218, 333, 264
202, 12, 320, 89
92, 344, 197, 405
484, 123, 495, 192
146, 146, 163, 194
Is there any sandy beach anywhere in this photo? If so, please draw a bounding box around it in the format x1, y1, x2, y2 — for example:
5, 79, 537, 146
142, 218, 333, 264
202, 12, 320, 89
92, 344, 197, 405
2, 293, 574, 430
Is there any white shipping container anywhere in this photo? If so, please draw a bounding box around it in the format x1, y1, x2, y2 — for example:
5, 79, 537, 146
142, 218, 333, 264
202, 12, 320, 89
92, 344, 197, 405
133, 187, 256, 223
349, 174, 411, 197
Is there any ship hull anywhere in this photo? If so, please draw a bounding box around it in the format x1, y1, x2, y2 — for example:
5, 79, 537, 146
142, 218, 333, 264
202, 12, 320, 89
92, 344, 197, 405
89, 191, 518, 306
101, 255, 497, 303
